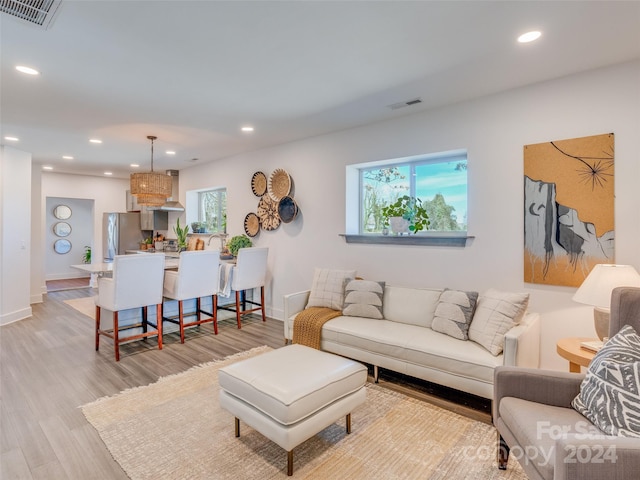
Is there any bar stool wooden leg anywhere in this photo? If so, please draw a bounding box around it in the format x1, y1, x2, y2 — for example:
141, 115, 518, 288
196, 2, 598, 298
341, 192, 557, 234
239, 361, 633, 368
113, 311, 120, 362
260, 286, 266, 322
157, 303, 163, 350
213, 295, 218, 335
95, 306, 101, 351
235, 291, 242, 329
178, 300, 185, 343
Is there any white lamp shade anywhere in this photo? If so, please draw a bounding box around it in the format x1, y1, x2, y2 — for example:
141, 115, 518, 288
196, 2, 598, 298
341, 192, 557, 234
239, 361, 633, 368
572, 264, 640, 309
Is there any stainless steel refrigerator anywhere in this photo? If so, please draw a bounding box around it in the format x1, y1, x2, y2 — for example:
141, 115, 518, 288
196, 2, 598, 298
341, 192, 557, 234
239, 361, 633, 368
102, 212, 144, 261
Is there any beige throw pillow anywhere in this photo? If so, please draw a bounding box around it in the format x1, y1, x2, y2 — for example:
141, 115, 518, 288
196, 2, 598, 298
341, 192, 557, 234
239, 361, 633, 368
306, 268, 356, 311
468, 289, 529, 356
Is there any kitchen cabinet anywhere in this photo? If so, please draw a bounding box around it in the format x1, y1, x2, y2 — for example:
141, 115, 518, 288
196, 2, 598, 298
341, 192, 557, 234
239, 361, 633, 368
141, 209, 168, 231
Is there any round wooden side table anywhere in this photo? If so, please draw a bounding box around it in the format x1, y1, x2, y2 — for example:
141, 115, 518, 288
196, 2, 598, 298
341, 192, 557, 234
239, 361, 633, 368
556, 337, 597, 373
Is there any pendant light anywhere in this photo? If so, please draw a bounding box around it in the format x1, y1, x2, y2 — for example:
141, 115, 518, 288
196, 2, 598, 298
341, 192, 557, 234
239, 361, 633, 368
130, 135, 172, 206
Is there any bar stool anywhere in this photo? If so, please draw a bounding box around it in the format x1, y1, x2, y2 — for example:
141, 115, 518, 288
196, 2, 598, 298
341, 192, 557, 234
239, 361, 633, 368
95, 254, 165, 361
162, 250, 221, 343
222, 247, 268, 329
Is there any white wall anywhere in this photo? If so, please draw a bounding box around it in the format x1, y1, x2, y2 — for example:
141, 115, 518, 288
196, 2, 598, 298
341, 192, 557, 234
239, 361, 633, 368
178, 61, 640, 370
34, 173, 129, 294
1, 146, 32, 325
45, 197, 94, 280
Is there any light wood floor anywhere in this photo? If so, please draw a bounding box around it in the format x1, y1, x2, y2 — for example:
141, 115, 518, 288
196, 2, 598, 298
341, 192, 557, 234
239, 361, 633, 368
1, 288, 490, 479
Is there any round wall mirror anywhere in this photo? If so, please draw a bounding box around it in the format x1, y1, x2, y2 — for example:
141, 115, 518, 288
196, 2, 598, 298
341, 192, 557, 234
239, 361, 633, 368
54, 239, 72, 254
53, 222, 72, 237
53, 205, 72, 219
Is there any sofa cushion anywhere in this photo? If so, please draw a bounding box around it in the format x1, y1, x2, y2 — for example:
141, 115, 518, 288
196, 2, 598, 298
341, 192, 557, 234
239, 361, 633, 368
306, 268, 356, 311
382, 286, 442, 328
468, 289, 529, 356
320, 316, 501, 384
572, 325, 640, 437
431, 289, 478, 340
343, 279, 385, 319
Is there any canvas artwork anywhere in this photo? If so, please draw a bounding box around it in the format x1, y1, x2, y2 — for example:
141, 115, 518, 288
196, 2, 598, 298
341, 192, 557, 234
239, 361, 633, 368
524, 133, 614, 287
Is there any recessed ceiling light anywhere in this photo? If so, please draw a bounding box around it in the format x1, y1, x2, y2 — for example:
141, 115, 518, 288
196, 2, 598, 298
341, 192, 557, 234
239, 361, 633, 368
4, 136, 19, 141
130, 163, 140, 168
89, 138, 102, 144
166, 150, 176, 155
16, 65, 39, 75
43, 166, 53, 170
518, 31, 542, 43
241, 126, 254, 133
104, 171, 113, 176
62, 155, 74, 160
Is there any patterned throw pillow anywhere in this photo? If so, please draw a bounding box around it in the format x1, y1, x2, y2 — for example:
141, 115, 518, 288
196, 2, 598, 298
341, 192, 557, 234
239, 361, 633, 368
571, 325, 640, 437
468, 289, 530, 356
343, 279, 385, 319
431, 289, 479, 340
306, 268, 356, 311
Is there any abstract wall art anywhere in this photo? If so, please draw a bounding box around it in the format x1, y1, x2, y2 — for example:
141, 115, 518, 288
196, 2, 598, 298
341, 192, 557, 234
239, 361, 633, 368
524, 133, 614, 287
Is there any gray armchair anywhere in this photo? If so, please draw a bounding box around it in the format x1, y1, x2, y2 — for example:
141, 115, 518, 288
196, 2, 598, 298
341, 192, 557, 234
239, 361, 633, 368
493, 287, 640, 480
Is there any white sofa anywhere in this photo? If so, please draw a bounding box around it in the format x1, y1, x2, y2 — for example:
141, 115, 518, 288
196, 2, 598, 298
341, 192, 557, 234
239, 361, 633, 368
284, 285, 540, 399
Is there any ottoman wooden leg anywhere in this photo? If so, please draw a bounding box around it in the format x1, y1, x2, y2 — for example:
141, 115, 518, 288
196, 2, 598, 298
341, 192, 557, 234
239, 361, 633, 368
235, 417, 240, 437
287, 450, 293, 476
346, 413, 352, 434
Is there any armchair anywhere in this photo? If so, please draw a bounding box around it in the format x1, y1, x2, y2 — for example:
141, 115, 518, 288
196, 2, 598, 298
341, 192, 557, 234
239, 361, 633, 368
493, 287, 640, 480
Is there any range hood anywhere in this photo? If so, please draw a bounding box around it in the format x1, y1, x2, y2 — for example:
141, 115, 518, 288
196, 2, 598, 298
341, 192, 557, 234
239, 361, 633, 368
148, 170, 184, 211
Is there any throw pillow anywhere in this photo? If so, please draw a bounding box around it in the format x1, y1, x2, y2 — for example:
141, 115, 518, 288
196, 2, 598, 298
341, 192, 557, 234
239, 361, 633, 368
468, 289, 530, 356
431, 288, 479, 340
343, 279, 385, 319
571, 325, 640, 437
306, 268, 356, 311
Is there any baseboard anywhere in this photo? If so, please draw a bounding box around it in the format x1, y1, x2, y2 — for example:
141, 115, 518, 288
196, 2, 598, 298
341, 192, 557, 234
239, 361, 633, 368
0, 307, 33, 326
30, 293, 43, 304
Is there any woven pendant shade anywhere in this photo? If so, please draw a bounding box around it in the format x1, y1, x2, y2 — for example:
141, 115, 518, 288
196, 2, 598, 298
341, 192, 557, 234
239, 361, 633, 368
130, 136, 172, 206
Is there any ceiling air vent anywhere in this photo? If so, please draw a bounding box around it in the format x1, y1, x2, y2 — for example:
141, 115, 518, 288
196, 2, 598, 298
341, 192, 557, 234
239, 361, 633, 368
387, 97, 423, 110
1, 0, 63, 29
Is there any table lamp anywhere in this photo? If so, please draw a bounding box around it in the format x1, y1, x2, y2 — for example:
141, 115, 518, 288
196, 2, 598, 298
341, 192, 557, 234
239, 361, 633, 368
572, 264, 640, 340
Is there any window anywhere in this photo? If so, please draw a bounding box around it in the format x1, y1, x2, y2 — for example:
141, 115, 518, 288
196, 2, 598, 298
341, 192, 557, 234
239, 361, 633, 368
198, 188, 227, 233
357, 150, 467, 234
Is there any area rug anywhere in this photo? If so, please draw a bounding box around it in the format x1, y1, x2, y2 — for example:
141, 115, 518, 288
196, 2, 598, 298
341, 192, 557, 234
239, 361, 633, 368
81, 346, 527, 479
64, 296, 97, 319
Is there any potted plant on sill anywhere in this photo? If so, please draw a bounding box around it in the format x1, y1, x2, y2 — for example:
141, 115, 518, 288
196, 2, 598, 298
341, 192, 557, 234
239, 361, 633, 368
227, 234, 252, 257
381, 195, 429, 235
173, 218, 190, 251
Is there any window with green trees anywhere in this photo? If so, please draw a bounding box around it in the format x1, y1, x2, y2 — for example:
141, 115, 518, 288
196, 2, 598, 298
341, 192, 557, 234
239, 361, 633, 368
198, 188, 227, 233
359, 151, 467, 234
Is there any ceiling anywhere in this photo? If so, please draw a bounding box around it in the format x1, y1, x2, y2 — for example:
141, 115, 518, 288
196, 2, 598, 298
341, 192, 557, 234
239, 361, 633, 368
1, 1, 639, 179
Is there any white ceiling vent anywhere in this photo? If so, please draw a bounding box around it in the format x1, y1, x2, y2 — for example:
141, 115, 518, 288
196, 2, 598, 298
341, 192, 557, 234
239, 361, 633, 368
1, 0, 62, 29
387, 97, 423, 110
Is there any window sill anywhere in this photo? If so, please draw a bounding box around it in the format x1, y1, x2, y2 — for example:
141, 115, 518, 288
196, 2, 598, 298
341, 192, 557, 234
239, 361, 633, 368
339, 234, 474, 247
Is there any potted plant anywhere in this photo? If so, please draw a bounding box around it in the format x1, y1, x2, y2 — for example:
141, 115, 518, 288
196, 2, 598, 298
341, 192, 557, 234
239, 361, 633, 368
173, 218, 190, 251
191, 221, 206, 233
82, 245, 91, 264
381, 195, 429, 234
227, 234, 252, 257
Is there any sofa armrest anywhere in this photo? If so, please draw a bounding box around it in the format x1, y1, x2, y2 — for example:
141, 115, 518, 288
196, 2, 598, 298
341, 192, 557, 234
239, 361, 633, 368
555, 434, 640, 480
283, 290, 310, 340
493, 366, 584, 424
503, 312, 540, 368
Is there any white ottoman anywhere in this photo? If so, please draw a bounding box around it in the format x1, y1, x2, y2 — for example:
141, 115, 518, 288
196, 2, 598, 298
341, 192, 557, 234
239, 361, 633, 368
219, 344, 367, 475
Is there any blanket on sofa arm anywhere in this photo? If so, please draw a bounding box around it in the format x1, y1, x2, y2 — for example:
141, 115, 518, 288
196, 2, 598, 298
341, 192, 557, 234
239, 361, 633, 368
293, 307, 342, 349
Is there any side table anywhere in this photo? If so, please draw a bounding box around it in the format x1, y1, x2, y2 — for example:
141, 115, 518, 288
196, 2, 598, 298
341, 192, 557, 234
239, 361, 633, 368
556, 337, 597, 373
